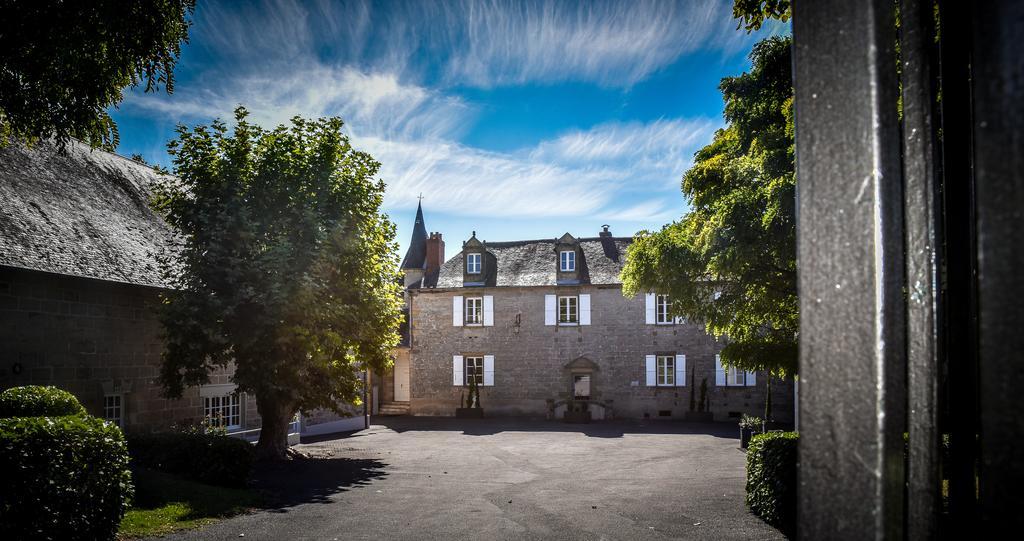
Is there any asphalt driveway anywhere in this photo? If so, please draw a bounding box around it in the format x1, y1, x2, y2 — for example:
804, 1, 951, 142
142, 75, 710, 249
157, 418, 783, 540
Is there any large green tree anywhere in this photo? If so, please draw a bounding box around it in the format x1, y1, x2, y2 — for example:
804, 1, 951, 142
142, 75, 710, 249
0, 0, 195, 150
621, 36, 797, 380
155, 108, 404, 459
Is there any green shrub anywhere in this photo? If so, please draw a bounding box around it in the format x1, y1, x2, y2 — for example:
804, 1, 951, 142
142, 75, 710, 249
0, 385, 86, 417
0, 415, 133, 541
746, 431, 798, 536
127, 432, 254, 487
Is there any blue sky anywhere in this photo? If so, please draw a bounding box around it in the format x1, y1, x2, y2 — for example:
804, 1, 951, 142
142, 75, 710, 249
108, 0, 786, 261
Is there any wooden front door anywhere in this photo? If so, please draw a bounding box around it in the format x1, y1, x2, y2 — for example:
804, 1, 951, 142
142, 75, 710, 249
394, 354, 410, 402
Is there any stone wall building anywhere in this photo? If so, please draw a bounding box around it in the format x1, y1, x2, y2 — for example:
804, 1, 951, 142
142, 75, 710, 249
392, 206, 793, 422
0, 141, 361, 437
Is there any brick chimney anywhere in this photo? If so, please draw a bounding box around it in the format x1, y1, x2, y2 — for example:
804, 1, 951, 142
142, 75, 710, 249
425, 232, 445, 275
599, 224, 612, 238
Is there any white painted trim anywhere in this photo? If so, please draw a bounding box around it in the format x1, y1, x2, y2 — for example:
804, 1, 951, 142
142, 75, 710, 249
301, 416, 366, 436
453, 296, 463, 326
675, 354, 686, 387
544, 295, 556, 326
579, 294, 591, 325
483, 295, 494, 326
452, 355, 464, 386
199, 383, 237, 398
483, 355, 495, 386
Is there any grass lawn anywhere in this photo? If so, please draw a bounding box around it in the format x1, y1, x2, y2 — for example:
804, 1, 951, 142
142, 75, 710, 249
118, 468, 262, 539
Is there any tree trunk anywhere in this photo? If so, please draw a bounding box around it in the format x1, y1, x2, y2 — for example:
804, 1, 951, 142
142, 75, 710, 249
255, 396, 294, 460
764, 375, 773, 423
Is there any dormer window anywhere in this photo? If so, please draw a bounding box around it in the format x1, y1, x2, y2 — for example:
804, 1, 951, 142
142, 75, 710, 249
560, 250, 576, 272
466, 253, 481, 274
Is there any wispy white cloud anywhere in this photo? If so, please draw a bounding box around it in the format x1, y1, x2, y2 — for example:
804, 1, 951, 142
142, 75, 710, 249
120, 0, 753, 224
438, 0, 756, 88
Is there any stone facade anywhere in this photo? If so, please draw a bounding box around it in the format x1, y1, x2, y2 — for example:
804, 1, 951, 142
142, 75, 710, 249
408, 284, 793, 421
0, 267, 260, 431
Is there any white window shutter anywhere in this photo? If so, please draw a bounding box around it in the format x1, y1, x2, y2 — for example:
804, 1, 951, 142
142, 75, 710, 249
645, 355, 657, 386
579, 294, 591, 325
746, 370, 756, 387
645, 293, 656, 324
675, 354, 686, 386
452, 355, 463, 386
483, 295, 494, 326
544, 294, 556, 326
453, 296, 463, 327
483, 355, 495, 386
715, 354, 726, 386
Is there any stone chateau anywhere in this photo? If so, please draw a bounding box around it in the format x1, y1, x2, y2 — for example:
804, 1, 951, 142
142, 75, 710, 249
387, 204, 793, 422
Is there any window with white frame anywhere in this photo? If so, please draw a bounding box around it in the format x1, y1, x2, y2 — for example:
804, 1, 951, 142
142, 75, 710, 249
465, 297, 482, 325
103, 394, 123, 427
657, 355, 675, 386
656, 294, 672, 324
466, 253, 481, 274
204, 393, 241, 429
464, 356, 484, 386
560, 250, 576, 272
730, 366, 747, 386
558, 295, 578, 324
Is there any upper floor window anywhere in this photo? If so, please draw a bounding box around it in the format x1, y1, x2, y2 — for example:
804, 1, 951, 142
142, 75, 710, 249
560, 250, 576, 272
656, 294, 672, 324
657, 355, 676, 386
466, 253, 481, 274
559, 295, 578, 324
465, 297, 482, 325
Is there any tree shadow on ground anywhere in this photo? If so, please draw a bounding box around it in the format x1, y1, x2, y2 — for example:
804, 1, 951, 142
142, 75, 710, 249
252, 456, 388, 510
369, 416, 740, 440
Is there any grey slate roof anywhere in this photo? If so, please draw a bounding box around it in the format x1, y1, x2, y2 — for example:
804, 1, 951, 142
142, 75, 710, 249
432, 236, 632, 288
400, 202, 428, 270
0, 139, 178, 288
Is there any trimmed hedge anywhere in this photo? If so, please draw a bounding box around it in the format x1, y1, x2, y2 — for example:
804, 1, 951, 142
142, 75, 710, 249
746, 431, 798, 536
0, 385, 86, 417
127, 432, 254, 487
0, 415, 133, 541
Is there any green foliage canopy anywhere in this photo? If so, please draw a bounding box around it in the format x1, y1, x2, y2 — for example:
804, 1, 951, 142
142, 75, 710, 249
0, 0, 195, 150
621, 36, 797, 377
155, 107, 404, 457
732, 0, 791, 31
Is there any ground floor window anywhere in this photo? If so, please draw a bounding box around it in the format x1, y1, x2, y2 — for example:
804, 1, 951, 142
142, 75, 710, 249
729, 366, 746, 386
204, 393, 242, 429
657, 355, 675, 386
465, 356, 484, 386
103, 394, 123, 427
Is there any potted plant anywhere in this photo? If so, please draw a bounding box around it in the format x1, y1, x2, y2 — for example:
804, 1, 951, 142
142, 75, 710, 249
455, 376, 484, 418
684, 377, 714, 422
563, 399, 591, 423
739, 414, 763, 449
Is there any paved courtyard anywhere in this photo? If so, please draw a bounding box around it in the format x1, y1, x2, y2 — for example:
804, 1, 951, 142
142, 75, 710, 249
159, 418, 783, 540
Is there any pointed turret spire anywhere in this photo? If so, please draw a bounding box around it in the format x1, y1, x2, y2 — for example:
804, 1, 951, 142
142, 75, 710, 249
400, 200, 429, 269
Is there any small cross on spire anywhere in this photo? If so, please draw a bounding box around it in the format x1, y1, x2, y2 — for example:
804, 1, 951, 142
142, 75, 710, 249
417, 192, 424, 203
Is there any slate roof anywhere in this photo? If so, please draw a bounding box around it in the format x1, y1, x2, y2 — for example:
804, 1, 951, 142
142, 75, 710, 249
400, 201, 428, 270
432, 236, 632, 288
0, 139, 179, 288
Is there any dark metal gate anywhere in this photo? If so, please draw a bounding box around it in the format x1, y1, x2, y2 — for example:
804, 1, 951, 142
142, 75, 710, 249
792, 0, 1023, 537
